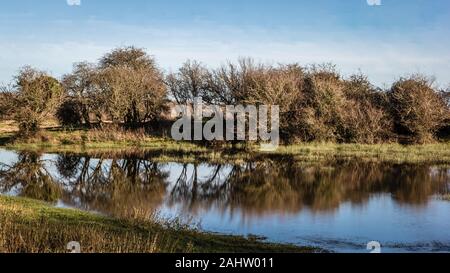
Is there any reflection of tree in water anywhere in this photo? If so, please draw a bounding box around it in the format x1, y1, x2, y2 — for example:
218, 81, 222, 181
167, 160, 449, 216
0, 152, 61, 202
55, 154, 169, 218
169, 163, 231, 210
1, 152, 449, 218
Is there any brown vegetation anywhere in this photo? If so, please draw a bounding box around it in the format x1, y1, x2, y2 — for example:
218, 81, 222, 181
388, 75, 449, 143
10, 67, 64, 135
0, 46, 448, 144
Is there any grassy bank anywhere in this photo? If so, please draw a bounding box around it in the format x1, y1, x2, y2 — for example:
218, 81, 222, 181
0, 196, 314, 253
1, 128, 450, 164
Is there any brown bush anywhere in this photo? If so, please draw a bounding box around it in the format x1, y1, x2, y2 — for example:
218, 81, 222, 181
166, 60, 400, 144
388, 75, 448, 144
56, 99, 84, 127
13, 67, 64, 135
242, 62, 305, 142
0, 87, 16, 120
295, 64, 347, 142
340, 74, 393, 144
436, 90, 450, 140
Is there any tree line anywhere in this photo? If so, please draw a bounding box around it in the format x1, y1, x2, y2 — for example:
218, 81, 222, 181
0, 46, 449, 144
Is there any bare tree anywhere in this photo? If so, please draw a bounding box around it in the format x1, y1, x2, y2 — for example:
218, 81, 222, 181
83, 47, 168, 127
166, 60, 209, 104
99, 46, 157, 70
60, 62, 99, 126
97, 64, 167, 126
204, 59, 260, 105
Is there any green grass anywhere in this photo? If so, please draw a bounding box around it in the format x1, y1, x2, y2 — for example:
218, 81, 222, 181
0, 196, 314, 253
273, 142, 450, 164
1, 128, 450, 164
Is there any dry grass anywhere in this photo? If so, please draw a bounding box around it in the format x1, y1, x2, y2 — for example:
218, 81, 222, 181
0, 120, 17, 134
0, 119, 60, 133
0, 197, 174, 253
3, 132, 450, 164
1, 123, 449, 164
273, 142, 450, 164
0, 196, 313, 253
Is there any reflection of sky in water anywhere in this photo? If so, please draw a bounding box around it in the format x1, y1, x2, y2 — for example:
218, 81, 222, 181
1, 149, 449, 253
157, 195, 450, 253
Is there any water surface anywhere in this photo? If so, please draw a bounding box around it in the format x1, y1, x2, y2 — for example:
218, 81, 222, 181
0, 149, 449, 253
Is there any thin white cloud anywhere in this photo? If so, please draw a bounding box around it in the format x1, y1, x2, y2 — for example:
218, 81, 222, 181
67, 0, 81, 6
0, 42, 108, 84
367, 0, 382, 6
0, 20, 449, 87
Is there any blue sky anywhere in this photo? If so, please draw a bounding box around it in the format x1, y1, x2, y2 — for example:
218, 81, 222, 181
0, 0, 449, 86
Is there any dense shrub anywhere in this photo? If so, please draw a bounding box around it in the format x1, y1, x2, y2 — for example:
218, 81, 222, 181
15, 108, 39, 135
296, 65, 347, 142
13, 67, 64, 135
436, 90, 450, 140
340, 74, 393, 144
244, 63, 306, 142
56, 99, 84, 127
167, 59, 450, 144
388, 75, 448, 144
0, 88, 16, 120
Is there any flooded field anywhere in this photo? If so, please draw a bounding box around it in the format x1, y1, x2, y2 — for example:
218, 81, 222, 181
1, 149, 449, 253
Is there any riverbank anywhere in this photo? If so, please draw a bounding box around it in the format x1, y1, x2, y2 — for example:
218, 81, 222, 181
0, 196, 315, 253
1, 128, 449, 164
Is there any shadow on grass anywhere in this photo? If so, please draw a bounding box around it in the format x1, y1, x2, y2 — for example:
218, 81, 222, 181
0, 134, 14, 146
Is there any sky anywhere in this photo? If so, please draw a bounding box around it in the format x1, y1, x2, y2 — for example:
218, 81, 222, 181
0, 0, 449, 87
